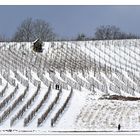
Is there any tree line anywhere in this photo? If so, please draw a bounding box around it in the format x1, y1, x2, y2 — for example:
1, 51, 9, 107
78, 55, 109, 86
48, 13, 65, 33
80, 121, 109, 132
76, 25, 140, 41
0, 18, 139, 42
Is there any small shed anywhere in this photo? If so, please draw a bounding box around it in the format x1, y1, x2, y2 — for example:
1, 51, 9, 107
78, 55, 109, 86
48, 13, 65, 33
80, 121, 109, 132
33, 39, 43, 52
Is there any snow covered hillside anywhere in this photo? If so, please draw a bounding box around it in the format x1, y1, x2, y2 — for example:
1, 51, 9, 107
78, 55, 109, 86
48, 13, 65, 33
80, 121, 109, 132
0, 40, 140, 134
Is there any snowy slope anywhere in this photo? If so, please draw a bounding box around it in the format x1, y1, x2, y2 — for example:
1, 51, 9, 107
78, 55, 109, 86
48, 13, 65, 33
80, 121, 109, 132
0, 40, 140, 134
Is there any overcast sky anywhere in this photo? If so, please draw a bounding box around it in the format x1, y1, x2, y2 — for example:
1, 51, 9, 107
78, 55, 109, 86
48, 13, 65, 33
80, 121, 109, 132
0, 5, 140, 38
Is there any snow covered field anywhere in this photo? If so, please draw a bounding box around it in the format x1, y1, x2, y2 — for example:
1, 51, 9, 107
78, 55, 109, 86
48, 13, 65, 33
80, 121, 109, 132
0, 40, 140, 134
76, 100, 140, 132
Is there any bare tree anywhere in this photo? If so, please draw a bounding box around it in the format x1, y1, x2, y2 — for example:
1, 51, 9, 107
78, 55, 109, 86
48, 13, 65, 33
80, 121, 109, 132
120, 32, 139, 39
33, 19, 56, 41
95, 25, 140, 40
95, 25, 121, 40
12, 18, 56, 42
13, 18, 34, 42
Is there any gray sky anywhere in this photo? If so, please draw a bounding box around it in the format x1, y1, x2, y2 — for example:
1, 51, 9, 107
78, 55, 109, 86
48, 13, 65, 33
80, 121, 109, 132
0, 5, 140, 38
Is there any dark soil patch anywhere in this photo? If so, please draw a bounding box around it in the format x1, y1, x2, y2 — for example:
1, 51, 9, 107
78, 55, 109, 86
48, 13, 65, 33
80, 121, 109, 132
100, 95, 140, 101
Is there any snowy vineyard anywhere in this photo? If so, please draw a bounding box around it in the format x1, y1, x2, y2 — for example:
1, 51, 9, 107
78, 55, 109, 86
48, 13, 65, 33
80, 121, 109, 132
0, 40, 140, 133
75, 100, 140, 131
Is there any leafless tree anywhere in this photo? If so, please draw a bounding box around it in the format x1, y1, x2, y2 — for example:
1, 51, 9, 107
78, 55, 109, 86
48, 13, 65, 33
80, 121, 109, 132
95, 25, 121, 40
12, 18, 56, 42
13, 18, 34, 42
95, 25, 139, 40
33, 19, 56, 41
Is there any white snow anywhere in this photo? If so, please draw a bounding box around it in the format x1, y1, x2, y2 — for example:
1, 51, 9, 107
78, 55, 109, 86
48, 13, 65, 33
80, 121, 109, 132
0, 40, 140, 134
